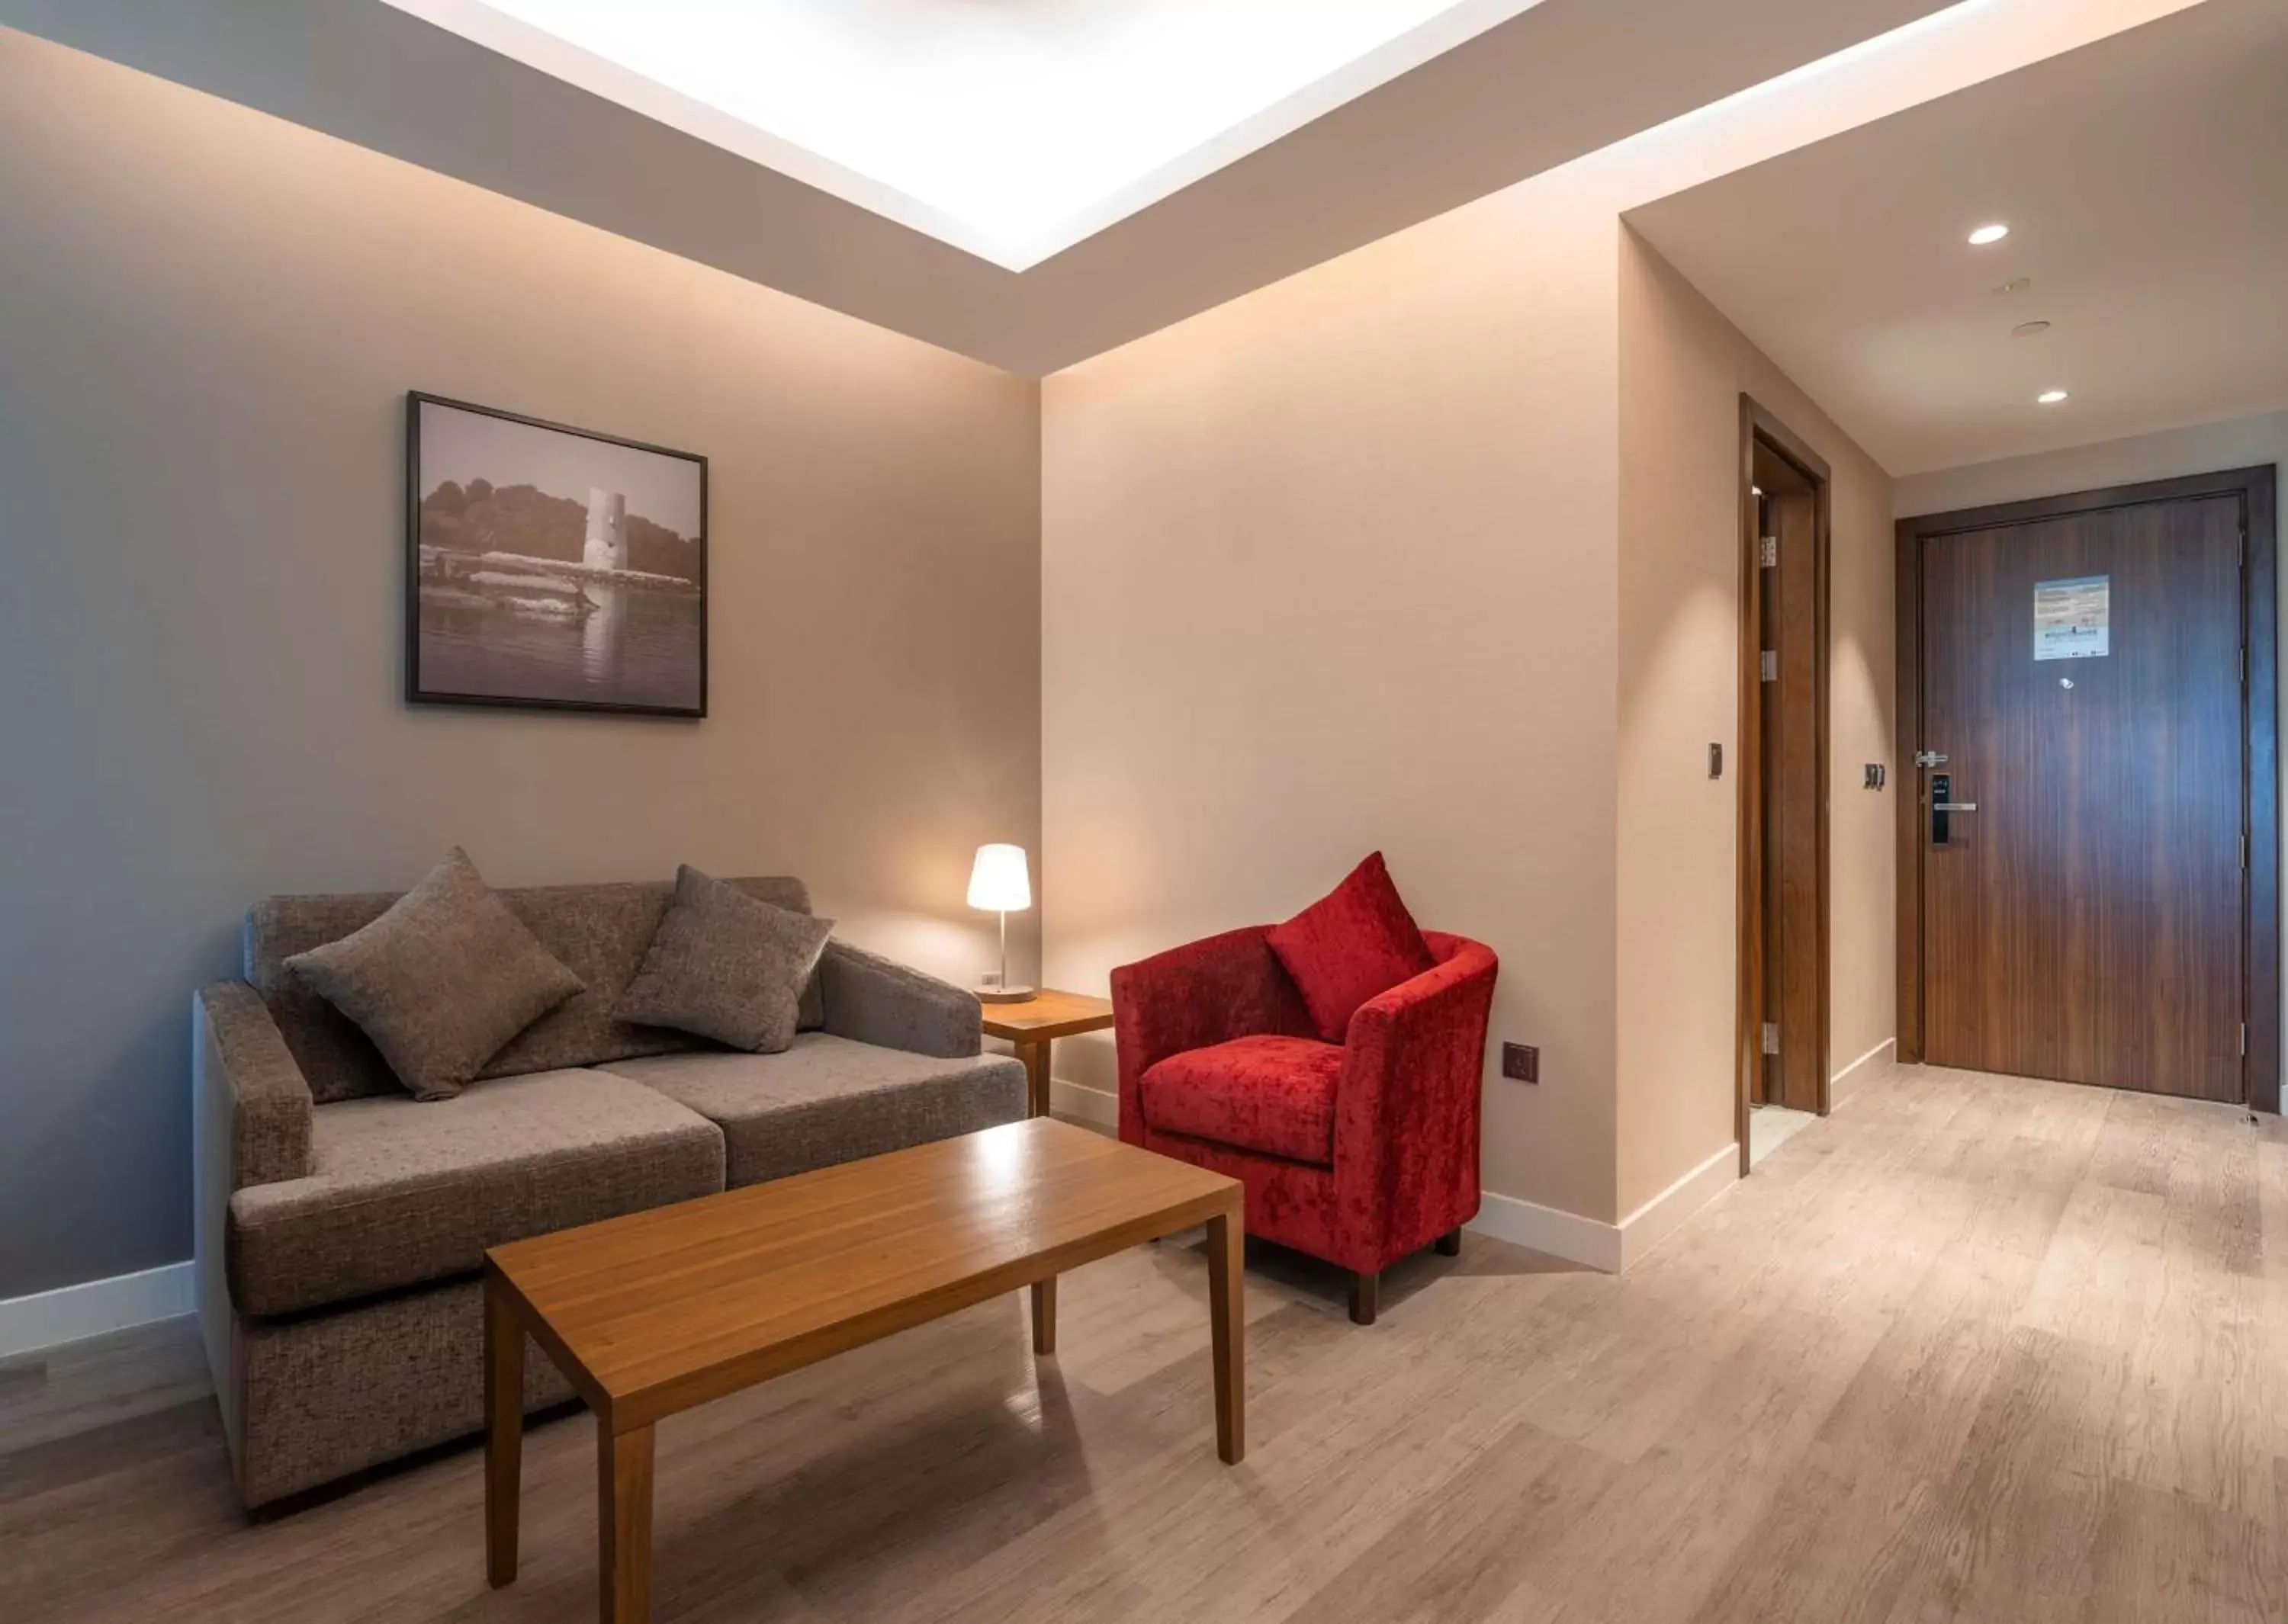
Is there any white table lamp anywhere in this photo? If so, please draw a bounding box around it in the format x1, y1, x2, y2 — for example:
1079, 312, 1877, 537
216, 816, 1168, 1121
967, 843, 1033, 1003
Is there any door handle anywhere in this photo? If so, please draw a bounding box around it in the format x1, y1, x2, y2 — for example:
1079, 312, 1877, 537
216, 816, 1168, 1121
1930, 774, 1978, 845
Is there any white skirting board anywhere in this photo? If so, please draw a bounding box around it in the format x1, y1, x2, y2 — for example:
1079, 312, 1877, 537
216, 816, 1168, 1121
1050, 1077, 1120, 1131
1467, 1188, 1628, 1273
1468, 1141, 1739, 1273
0, 1260, 194, 1360
1830, 1037, 1898, 1108
1052, 1077, 1738, 1276
1613, 1141, 1741, 1269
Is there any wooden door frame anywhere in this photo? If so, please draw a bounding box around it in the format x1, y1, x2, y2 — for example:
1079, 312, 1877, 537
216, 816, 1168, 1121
1736, 396, 1833, 1177
1894, 465, 2279, 1112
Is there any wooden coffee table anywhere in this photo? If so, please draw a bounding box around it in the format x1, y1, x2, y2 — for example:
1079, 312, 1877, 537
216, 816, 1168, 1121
483, 1117, 1245, 1623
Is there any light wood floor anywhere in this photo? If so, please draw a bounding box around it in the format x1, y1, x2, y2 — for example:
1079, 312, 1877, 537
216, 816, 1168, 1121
5, 1063, 2283, 1622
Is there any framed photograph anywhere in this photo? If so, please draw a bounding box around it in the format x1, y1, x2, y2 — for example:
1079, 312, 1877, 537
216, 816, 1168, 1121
406, 393, 708, 717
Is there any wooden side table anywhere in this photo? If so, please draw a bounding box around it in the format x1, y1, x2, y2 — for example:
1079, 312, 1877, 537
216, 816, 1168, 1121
979, 989, 1117, 1119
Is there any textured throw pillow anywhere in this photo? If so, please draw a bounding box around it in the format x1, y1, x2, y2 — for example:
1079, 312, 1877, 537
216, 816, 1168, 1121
1265, 852, 1435, 1043
615, 865, 835, 1053
285, 848, 585, 1102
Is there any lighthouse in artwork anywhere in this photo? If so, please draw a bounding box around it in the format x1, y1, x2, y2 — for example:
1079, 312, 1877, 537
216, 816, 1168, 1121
583, 487, 628, 573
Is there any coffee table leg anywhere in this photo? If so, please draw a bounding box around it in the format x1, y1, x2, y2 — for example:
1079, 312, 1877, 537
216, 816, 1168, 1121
599, 1423, 654, 1624
1030, 1276, 1057, 1355
484, 1273, 522, 1588
1205, 1205, 1245, 1464
1018, 1038, 1051, 1118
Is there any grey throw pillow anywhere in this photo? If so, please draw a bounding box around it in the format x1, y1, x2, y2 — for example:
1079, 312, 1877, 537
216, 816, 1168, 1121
616, 865, 834, 1053
285, 848, 584, 1102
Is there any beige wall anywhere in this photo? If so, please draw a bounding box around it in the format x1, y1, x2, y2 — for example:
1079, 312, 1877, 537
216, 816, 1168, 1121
1030, 0, 2039, 1237
1615, 230, 1896, 1218
1040, 164, 1895, 1237
0, 30, 1043, 1300
1044, 175, 1627, 1224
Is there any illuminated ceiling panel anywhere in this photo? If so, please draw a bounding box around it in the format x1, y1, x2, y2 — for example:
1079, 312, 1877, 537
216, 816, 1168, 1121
381, 0, 1544, 268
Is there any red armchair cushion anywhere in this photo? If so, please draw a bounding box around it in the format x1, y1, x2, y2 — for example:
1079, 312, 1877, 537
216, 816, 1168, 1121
1265, 852, 1434, 1042
1138, 1035, 1345, 1166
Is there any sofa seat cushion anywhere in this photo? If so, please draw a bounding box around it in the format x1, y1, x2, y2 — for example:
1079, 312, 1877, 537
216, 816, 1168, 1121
1139, 1035, 1344, 1166
599, 1035, 1027, 1188
228, 1069, 725, 1318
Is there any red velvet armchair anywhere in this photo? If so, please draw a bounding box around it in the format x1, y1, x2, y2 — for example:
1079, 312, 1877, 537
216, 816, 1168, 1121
1110, 925, 1498, 1324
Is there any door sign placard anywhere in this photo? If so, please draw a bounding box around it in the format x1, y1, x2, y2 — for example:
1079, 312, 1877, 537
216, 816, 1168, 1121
2033, 574, 2109, 661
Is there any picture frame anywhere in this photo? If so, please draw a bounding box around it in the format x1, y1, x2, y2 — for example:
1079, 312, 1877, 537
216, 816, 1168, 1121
405, 392, 709, 717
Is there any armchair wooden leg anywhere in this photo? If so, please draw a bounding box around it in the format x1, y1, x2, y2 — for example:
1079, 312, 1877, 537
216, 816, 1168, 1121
1348, 1269, 1379, 1326
1435, 1228, 1462, 1257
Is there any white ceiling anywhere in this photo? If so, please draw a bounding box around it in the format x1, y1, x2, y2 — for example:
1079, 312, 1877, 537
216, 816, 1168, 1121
0, 0, 1956, 373
380, 0, 1543, 271
1627, 0, 2288, 476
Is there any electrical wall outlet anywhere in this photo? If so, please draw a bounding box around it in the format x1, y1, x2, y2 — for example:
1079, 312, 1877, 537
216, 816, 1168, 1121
1502, 1042, 1539, 1083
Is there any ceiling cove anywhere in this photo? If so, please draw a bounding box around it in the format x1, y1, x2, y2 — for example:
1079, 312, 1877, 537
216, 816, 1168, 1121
380, 0, 1553, 272
2, 0, 2081, 374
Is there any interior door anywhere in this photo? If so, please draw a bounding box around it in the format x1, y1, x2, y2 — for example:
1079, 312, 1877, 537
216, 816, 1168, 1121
1758, 472, 1822, 1112
1917, 493, 2245, 1101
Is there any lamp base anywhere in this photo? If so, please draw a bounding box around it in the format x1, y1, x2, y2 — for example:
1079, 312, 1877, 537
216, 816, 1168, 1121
975, 984, 1036, 1004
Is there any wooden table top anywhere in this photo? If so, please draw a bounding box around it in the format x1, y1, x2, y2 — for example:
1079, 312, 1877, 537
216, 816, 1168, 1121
978, 987, 1117, 1041
486, 1118, 1237, 1432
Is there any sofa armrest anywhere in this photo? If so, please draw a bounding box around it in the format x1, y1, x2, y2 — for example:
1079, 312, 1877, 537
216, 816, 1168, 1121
193, 979, 316, 1400
1333, 935, 1499, 1240
194, 981, 314, 1190
1110, 926, 1316, 1141
819, 940, 981, 1059
192, 980, 313, 1436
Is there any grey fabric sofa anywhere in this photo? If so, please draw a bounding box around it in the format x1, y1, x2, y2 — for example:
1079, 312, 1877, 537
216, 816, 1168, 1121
191, 875, 1026, 1509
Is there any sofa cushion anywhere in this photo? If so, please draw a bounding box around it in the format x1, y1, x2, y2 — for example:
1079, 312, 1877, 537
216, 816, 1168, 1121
1265, 852, 1434, 1043
615, 865, 834, 1053
599, 1035, 1027, 1188
1139, 1035, 1345, 1166
227, 1068, 725, 1317
281, 849, 586, 1100
248, 875, 824, 1104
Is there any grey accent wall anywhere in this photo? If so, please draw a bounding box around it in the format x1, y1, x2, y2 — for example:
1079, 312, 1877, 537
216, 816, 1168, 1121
0, 28, 1043, 1300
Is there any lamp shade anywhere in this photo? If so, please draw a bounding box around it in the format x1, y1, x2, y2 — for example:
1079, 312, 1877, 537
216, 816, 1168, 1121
966, 843, 1031, 913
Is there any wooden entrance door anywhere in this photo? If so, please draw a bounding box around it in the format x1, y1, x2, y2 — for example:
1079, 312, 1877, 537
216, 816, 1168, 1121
1907, 481, 2261, 1102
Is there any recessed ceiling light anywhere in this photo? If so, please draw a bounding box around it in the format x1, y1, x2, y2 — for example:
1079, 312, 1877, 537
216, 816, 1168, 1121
1968, 223, 2010, 246
2037, 389, 2069, 405
2011, 319, 2052, 337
